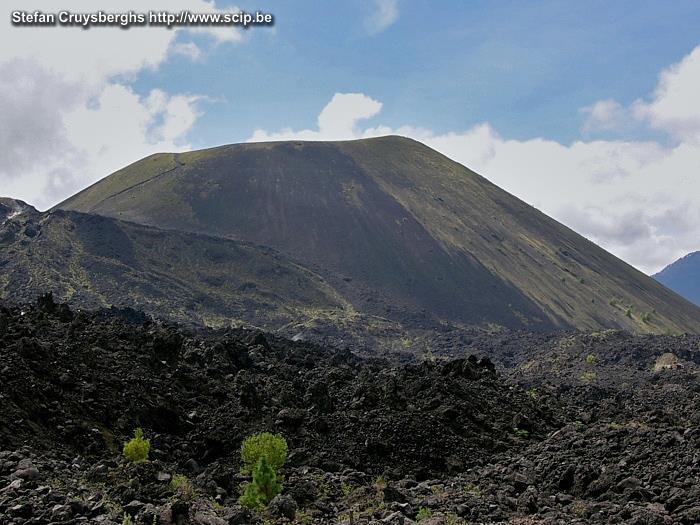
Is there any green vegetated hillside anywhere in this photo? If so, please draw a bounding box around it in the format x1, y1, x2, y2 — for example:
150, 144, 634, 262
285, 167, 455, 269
55, 136, 700, 334
0, 208, 350, 329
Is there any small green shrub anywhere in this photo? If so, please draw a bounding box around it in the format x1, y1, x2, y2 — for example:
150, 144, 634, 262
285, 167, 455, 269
122, 514, 133, 525
341, 482, 352, 497
446, 513, 466, 525
170, 474, 194, 500
527, 387, 539, 401
315, 476, 331, 500
580, 371, 597, 383
463, 482, 482, 498
294, 510, 313, 524
585, 353, 598, 365
485, 322, 503, 334
570, 500, 588, 517
513, 427, 530, 439
416, 507, 433, 521
239, 456, 282, 509
240, 432, 288, 475
122, 428, 150, 463
170, 473, 189, 490
374, 475, 387, 492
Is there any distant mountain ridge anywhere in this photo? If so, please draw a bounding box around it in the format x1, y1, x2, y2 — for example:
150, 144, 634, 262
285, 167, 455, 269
51, 135, 700, 334
654, 252, 700, 307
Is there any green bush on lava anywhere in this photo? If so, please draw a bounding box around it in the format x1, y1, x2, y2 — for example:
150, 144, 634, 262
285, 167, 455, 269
170, 474, 195, 500
238, 432, 288, 509
512, 427, 530, 439
416, 507, 433, 521
240, 432, 288, 475
238, 455, 282, 509
122, 428, 150, 463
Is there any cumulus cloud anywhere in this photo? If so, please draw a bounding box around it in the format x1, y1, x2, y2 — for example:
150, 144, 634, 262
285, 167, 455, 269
248, 47, 700, 274
365, 0, 399, 34
2, 1, 241, 86
1, 83, 205, 208
0, 61, 80, 180
0, 0, 242, 209
633, 46, 700, 142
64, 85, 202, 172
172, 42, 203, 61
581, 47, 700, 143
581, 99, 631, 134
251, 93, 383, 142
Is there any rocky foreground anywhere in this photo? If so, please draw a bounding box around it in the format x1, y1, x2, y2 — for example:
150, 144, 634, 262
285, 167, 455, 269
1, 296, 699, 524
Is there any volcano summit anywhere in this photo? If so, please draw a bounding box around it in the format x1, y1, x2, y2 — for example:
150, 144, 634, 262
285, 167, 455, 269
51, 136, 700, 335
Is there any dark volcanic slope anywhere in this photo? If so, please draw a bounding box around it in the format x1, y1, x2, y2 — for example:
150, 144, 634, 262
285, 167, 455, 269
655, 251, 700, 307
0, 208, 348, 329
56, 136, 700, 333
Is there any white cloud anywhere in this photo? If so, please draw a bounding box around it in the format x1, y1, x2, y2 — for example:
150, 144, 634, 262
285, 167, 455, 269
581, 99, 631, 133
64, 85, 201, 169
1, 83, 203, 209
580, 47, 700, 143
248, 47, 700, 274
172, 42, 203, 61
251, 93, 383, 142
0, 0, 243, 209
318, 93, 383, 137
0, 61, 80, 180
1, 1, 242, 84
365, 0, 399, 34
633, 46, 700, 142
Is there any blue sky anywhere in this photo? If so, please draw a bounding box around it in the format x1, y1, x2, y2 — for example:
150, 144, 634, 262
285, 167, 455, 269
133, 0, 700, 146
2, 0, 700, 273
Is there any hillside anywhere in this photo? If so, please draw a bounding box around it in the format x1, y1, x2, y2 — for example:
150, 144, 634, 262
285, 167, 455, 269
56, 136, 700, 333
0, 208, 349, 330
654, 252, 700, 307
